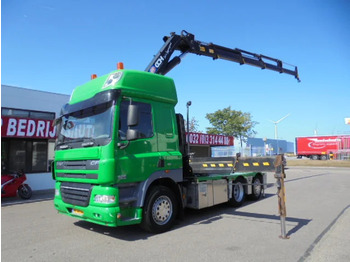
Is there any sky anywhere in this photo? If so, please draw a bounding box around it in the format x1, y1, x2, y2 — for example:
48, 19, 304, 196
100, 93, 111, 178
2, 0, 350, 143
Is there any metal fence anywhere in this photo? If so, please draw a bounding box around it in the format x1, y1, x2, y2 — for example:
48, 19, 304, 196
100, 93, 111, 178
212, 146, 273, 158
212, 146, 350, 160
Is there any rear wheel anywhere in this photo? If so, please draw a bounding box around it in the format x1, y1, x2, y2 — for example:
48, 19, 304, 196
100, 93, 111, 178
228, 178, 246, 207
311, 155, 319, 160
320, 155, 327, 160
249, 176, 263, 200
18, 184, 32, 199
141, 186, 178, 234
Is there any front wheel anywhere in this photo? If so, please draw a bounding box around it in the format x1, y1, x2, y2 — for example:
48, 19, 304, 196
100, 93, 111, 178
18, 184, 32, 199
141, 186, 178, 234
228, 178, 246, 207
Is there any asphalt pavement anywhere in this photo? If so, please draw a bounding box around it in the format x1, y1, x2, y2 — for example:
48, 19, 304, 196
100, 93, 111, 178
302, 205, 350, 262
1, 189, 54, 207
2, 167, 350, 261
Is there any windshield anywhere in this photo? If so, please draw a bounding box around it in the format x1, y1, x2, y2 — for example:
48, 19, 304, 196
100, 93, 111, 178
56, 101, 114, 149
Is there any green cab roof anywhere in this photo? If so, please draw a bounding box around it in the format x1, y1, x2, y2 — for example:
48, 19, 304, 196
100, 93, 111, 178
69, 70, 178, 105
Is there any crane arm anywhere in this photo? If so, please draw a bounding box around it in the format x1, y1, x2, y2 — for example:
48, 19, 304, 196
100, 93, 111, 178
145, 30, 300, 81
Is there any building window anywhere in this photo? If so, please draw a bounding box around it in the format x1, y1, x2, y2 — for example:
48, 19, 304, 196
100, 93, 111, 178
8, 140, 26, 171
2, 108, 55, 120
1, 139, 48, 174
32, 141, 48, 172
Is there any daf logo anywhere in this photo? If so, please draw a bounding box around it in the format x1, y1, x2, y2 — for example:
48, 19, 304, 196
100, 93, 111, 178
57, 161, 64, 166
90, 160, 99, 166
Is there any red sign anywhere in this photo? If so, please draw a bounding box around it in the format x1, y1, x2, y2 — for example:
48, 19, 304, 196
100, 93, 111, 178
1, 116, 56, 139
186, 132, 234, 146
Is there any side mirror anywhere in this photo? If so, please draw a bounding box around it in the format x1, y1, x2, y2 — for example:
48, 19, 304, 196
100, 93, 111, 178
126, 129, 140, 141
127, 104, 139, 127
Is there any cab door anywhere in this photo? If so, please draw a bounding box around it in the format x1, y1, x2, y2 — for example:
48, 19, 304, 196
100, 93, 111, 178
115, 99, 159, 183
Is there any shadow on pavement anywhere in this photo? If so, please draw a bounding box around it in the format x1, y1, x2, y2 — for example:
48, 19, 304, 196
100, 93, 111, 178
2, 189, 310, 240
73, 193, 310, 241
231, 210, 312, 237
1, 190, 54, 207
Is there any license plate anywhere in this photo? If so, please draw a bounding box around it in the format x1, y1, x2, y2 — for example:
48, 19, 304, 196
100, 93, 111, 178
72, 209, 84, 216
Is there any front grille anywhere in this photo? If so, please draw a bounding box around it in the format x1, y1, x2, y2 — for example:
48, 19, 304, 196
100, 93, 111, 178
56, 173, 98, 179
56, 160, 100, 170
60, 182, 92, 207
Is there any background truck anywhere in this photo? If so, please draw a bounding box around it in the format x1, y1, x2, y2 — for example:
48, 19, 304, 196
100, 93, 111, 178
295, 135, 350, 160
52, 30, 299, 233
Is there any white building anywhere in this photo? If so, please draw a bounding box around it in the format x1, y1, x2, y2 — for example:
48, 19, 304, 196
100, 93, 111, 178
1, 85, 70, 191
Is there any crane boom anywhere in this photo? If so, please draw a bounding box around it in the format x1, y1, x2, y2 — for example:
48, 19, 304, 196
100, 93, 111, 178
145, 30, 300, 81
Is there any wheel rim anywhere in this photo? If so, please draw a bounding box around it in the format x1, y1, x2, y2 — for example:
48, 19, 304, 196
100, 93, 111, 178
22, 188, 30, 197
253, 179, 261, 196
19, 185, 31, 198
152, 195, 173, 225
234, 182, 244, 202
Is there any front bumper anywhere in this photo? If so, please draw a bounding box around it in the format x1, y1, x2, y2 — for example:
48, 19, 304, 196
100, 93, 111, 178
54, 183, 142, 227
54, 197, 121, 226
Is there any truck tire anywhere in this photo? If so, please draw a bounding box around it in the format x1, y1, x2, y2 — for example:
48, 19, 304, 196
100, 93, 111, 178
311, 155, 319, 160
249, 176, 263, 201
141, 186, 178, 234
228, 177, 246, 207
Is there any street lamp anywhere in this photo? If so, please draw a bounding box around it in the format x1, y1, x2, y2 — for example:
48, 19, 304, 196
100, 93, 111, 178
263, 137, 267, 156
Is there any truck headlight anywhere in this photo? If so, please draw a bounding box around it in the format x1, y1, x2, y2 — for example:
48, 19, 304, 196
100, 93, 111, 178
55, 189, 60, 196
94, 195, 116, 204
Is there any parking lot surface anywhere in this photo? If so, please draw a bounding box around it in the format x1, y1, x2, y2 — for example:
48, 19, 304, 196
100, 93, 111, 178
2, 166, 350, 262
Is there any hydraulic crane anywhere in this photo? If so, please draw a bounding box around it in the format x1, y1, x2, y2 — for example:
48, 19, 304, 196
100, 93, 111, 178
145, 30, 300, 81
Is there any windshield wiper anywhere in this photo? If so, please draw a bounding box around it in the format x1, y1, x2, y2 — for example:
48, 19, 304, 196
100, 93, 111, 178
82, 140, 95, 147
57, 137, 95, 148
56, 141, 70, 150
80, 138, 96, 147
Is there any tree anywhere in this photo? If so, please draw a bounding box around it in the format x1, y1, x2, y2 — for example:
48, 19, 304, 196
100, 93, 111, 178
205, 106, 258, 148
185, 117, 201, 132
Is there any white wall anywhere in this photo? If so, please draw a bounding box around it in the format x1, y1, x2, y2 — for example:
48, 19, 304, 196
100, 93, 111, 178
26, 173, 55, 191
2, 85, 70, 191
1, 85, 70, 116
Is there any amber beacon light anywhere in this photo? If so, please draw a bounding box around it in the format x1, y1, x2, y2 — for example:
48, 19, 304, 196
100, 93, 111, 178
117, 62, 124, 70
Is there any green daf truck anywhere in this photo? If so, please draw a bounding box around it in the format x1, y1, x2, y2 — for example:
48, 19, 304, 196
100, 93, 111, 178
52, 31, 299, 233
